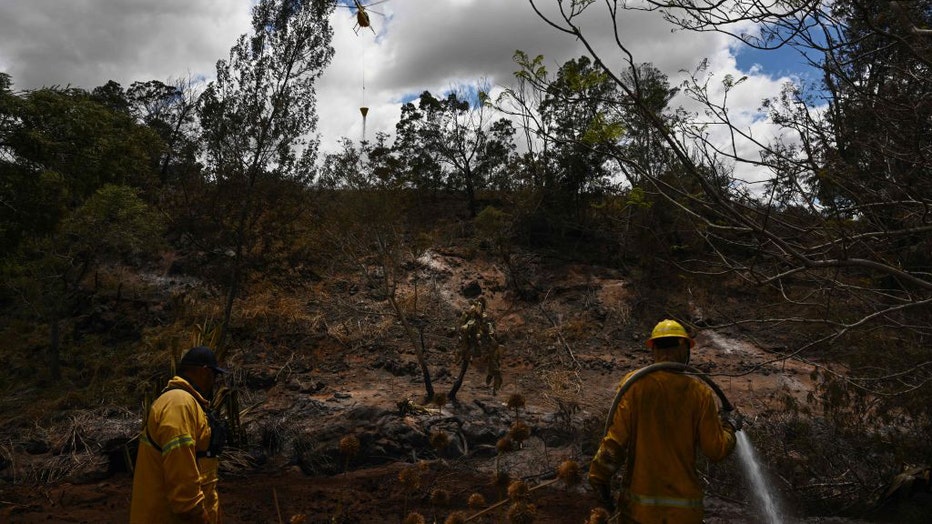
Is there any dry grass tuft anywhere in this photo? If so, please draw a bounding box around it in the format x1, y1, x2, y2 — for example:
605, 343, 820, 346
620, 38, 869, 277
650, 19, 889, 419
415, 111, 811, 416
506, 392, 526, 411
538, 369, 584, 430
402, 511, 426, 524
496, 435, 514, 454
257, 417, 291, 455
508, 421, 531, 444
430, 488, 451, 507
506, 501, 537, 524
221, 447, 256, 473
237, 289, 325, 334
429, 430, 450, 451
291, 434, 333, 476
432, 392, 448, 414
557, 460, 582, 487
467, 492, 487, 510
339, 435, 360, 458
399, 464, 423, 491
587, 507, 611, 524
444, 511, 468, 524
29, 451, 107, 484
507, 480, 529, 502
329, 318, 393, 347
561, 317, 598, 340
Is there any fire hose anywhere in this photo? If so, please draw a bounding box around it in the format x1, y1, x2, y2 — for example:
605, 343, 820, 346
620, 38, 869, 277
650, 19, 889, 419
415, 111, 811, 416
603, 362, 736, 437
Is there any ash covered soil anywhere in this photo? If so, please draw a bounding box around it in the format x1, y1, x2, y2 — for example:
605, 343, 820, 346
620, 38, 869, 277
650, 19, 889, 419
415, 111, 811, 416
0, 251, 895, 522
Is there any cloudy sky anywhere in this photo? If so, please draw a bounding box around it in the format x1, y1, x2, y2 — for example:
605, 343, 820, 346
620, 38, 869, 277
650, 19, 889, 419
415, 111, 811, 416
0, 0, 814, 174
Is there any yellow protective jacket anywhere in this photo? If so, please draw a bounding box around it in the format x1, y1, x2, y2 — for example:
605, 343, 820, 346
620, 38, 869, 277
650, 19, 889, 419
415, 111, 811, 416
589, 368, 736, 524
130, 376, 220, 524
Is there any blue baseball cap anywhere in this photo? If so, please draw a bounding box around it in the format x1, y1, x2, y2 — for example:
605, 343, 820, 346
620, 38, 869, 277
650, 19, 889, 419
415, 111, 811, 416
180, 346, 229, 374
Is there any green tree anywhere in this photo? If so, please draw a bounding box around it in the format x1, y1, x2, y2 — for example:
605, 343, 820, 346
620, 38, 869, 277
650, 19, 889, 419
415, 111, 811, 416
612, 63, 680, 187
394, 100, 445, 190
91, 80, 132, 114
395, 88, 517, 216
2, 85, 162, 210
540, 56, 624, 216
126, 77, 203, 186
317, 137, 365, 189
195, 0, 335, 349
366, 131, 405, 188
817, 1, 932, 229
3, 185, 164, 380
496, 51, 557, 191
1, 81, 163, 258
497, 52, 625, 240
484, 118, 519, 191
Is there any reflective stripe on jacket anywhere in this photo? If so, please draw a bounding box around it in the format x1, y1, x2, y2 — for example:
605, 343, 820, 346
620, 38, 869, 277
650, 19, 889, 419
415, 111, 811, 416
590, 368, 736, 524
130, 376, 220, 524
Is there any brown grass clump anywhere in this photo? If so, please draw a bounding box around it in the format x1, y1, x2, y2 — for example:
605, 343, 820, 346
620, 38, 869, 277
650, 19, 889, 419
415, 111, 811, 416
509, 421, 531, 444
507, 392, 526, 411
507, 480, 529, 502
399, 465, 423, 491
429, 430, 450, 451
467, 492, 487, 510
539, 369, 583, 424
338, 435, 360, 458
403, 512, 426, 524
399, 464, 424, 517
587, 507, 611, 524
507, 501, 537, 524
444, 511, 468, 524
557, 460, 582, 487
430, 488, 451, 508
496, 435, 514, 454
338, 434, 360, 474
237, 289, 325, 334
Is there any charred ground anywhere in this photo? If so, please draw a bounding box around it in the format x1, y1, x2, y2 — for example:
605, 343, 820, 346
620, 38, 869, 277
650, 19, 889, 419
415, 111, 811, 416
0, 203, 928, 523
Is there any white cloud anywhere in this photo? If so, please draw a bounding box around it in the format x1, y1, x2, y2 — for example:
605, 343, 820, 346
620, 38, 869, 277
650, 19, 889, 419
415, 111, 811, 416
0, 0, 251, 91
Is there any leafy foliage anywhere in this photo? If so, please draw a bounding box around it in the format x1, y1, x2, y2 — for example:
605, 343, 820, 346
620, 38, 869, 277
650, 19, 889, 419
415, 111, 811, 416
452, 299, 502, 399
194, 0, 335, 348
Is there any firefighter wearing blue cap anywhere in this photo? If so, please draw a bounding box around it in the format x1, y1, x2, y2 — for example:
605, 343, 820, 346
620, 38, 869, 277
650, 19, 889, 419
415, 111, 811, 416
131, 346, 229, 523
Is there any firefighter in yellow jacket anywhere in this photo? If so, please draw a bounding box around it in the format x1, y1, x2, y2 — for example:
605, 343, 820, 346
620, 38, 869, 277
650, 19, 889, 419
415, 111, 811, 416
131, 346, 229, 523
589, 319, 739, 523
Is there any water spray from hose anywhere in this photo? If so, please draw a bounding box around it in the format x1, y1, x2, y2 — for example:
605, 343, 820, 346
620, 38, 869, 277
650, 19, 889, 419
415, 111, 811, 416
601, 361, 785, 522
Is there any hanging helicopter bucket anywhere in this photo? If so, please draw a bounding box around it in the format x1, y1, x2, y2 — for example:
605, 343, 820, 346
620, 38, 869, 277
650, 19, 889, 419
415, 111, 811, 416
360, 106, 369, 142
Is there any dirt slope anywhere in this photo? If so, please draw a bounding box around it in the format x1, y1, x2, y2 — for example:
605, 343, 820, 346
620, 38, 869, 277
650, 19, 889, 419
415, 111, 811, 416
0, 250, 894, 523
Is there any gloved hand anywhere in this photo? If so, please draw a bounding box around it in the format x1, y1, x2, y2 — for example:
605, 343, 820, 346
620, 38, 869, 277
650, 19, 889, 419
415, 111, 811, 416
721, 409, 745, 432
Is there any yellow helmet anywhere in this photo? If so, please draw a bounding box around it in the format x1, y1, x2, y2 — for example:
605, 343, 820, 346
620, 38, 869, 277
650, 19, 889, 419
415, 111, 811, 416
646, 319, 695, 348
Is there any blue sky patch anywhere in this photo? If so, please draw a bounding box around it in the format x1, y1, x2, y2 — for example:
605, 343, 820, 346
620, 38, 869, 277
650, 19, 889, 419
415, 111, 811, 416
735, 44, 819, 81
